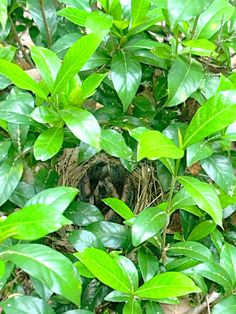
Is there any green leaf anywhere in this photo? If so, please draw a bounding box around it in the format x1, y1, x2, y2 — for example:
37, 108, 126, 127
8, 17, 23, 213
0, 0, 8, 30
1, 244, 81, 306
115, 254, 139, 291
195, 0, 234, 39
187, 221, 216, 241
0, 60, 47, 99
182, 39, 216, 57
168, 241, 213, 263
131, 0, 150, 29
34, 127, 64, 161
201, 155, 234, 195
212, 296, 236, 314
165, 56, 204, 107
57, 7, 89, 26
146, 302, 164, 314
0, 295, 56, 314
170, 189, 196, 214
75, 248, 133, 293
151, 43, 173, 59
132, 129, 184, 161
31, 46, 61, 92
135, 272, 200, 299
26, 187, 78, 213
0, 159, 23, 206
69, 230, 104, 251
187, 141, 213, 167
178, 176, 222, 226
132, 206, 167, 246
168, 0, 212, 24
27, 0, 57, 46
101, 129, 132, 160
183, 91, 236, 148
81, 73, 107, 99
31, 106, 61, 124
52, 34, 102, 96
111, 51, 141, 112
85, 11, 113, 36
123, 299, 142, 314
0, 204, 70, 240
52, 33, 82, 58
220, 244, 236, 288
103, 198, 134, 220
61, 107, 101, 149
105, 290, 131, 302
0, 141, 11, 162
138, 246, 159, 282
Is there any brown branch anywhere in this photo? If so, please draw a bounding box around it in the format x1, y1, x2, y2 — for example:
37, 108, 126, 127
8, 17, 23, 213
38, 0, 52, 47
186, 292, 221, 314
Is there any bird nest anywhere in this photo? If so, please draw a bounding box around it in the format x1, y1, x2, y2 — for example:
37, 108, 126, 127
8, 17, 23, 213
56, 148, 163, 214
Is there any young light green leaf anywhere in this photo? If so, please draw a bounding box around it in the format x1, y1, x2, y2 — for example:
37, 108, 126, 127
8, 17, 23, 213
0, 159, 23, 206
60, 107, 101, 149
195, 0, 234, 39
31, 46, 61, 92
0, 60, 47, 99
75, 248, 133, 293
0, 204, 70, 240
187, 221, 216, 241
220, 244, 236, 288
182, 39, 216, 57
201, 155, 234, 195
0, 0, 8, 30
133, 129, 184, 161
81, 73, 107, 99
170, 188, 196, 213
85, 11, 113, 36
132, 206, 167, 246
103, 198, 134, 220
101, 129, 132, 159
123, 299, 142, 314
212, 296, 236, 314
57, 7, 89, 26
168, 241, 213, 263
187, 141, 213, 167
1, 244, 81, 306
135, 272, 200, 299
26, 187, 78, 213
165, 56, 204, 107
34, 127, 64, 161
0, 295, 56, 314
52, 34, 102, 96
138, 247, 159, 282
111, 50, 141, 112
31, 106, 61, 124
183, 91, 236, 148
131, 0, 150, 29
178, 176, 222, 226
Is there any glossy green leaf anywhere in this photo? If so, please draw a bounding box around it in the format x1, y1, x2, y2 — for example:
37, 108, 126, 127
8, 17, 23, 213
61, 107, 101, 149
52, 34, 102, 96
51, 33, 82, 58
57, 7, 89, 26
220, 244, 236, 288
138, 247, 159, 282
111, 51, 141, 112
187, 141, 213, 167
86, 221, 130, 249
69, 230, 104, 251
0, 141, 11, 162
168, 241, 213, 263
146, 302, 164, 314
0, 0, 8, 30
135, 272, 200, 299
81, 73, 107, 99
1, 244, 81, 306
34, 127, 64, 161
131, 0, 150, 29
81, 51, 111, 71
170, 188, 196, 213
85, 11, 113, 36
0, 295, 56, 314
101, 129, 132, 159
133, 129, 184, 161
195, 0, 234, 39
123, 299, 142, 314
187, 221, 216, 241
31, 46, 61, 92
182, 39, 216, 57
26, 187, 78, 213
105, 290, 131, 302
0, 60, 47, 99
103, 198, 134, 220
212, 296, 236, 314
31, 106, 61, 124
168, 0, 212, 24
0, 159, 23, 206
27, 0, 57, 46
132, 206, 167, 246
201, 155, 234, 195
75, 248, 133, 293
0, 204, 70, 240
115, 254, 139, 291
165, 56, 204, 107
178, 176, 222, 226
151, 43, 173, 59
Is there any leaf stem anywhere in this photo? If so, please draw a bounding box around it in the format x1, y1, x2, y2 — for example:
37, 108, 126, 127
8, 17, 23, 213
38, 0, 52, 47
190, 16, 199, 39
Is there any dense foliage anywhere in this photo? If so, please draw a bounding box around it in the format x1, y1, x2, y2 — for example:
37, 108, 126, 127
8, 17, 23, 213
1, 0, 236, 313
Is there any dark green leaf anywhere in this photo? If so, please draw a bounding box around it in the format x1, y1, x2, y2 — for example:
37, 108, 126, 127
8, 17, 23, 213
69, 230, 104, 251
9, 182, 35, 207
51, 33, 82, 58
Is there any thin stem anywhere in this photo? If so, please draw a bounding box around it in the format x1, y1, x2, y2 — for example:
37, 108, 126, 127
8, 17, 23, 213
190, 16, 199, 39
9, 15, 34, 67
38, 0, 52, 47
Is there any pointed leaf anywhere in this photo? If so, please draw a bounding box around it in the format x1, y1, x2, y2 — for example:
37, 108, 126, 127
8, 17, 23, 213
111, 51, 141, 112
138, 247, 159, 282
220, 244, 236, 288
165, 56, 204, 107
178, 176, 222, 226
103, 198, 134, 220
187, 221, 216, 241
135, 272, 200, 299
131, 0, 150, 28
123, 299, 142, 314
61, 107, 101, 149
75, 248, 133, 293
1, 244, 81, 306
187, 141, 213, 167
